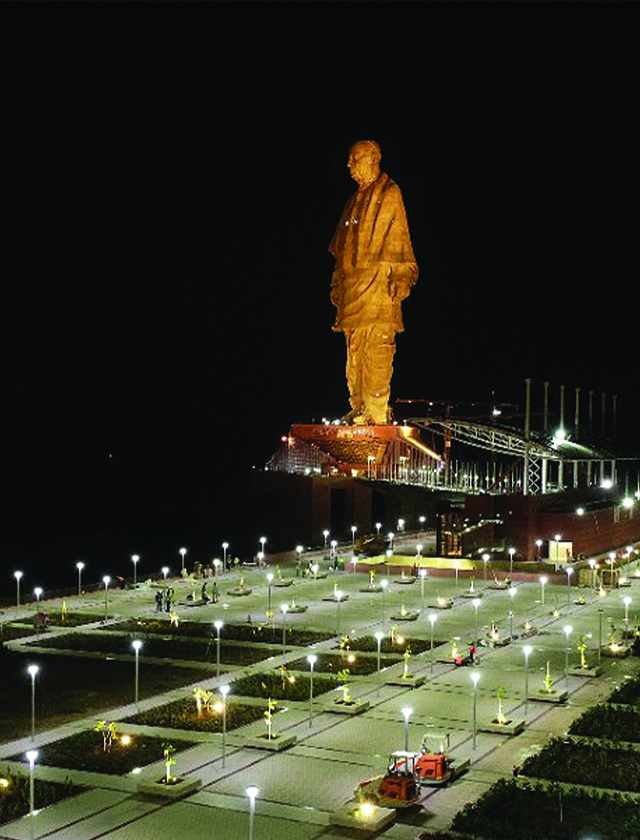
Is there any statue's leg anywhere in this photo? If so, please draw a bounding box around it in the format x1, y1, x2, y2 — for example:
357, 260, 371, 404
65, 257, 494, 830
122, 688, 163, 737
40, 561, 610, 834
344, 328, 365, 422
362, 325, 395, 424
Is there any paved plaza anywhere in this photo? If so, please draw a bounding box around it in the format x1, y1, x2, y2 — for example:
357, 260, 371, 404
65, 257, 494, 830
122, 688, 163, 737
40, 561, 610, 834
2, 543, 639, 840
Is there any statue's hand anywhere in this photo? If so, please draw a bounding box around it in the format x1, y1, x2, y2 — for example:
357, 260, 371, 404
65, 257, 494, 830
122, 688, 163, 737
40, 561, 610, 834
389, 279, 411, 302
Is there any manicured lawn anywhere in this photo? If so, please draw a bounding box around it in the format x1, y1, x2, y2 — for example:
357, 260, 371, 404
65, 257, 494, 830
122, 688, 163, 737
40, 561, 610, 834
124, 697, 266, 732
0, 768, 81, 827
11, 729, 193, 775
230, 671, 340, 702
569, 703, 640, 742
106, 619, 334, 647
288, 652, 399, 676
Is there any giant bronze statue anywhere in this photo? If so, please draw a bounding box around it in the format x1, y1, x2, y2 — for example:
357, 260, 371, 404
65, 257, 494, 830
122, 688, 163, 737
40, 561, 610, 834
329, 141, 418, 425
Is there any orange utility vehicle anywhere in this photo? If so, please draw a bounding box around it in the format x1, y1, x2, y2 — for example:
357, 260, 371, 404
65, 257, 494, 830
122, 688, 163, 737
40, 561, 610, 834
355, 752, 421, 808
414, 734, 469, 785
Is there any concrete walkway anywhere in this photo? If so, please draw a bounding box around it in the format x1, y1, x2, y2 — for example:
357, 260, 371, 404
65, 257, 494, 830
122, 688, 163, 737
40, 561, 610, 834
1, 551, 639, 839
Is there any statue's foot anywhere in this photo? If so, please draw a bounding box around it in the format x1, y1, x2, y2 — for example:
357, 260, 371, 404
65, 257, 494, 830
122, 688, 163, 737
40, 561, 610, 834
341, 408, 364, 424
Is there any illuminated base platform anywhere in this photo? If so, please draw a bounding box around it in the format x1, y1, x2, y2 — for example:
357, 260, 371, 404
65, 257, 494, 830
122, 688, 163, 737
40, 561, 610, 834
286, 424, 440, 477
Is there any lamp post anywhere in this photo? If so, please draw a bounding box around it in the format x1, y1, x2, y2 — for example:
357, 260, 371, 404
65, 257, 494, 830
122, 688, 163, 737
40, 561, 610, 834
419, 568, 427, 609
220, 684, 229, 767
508, 586, 517, 639
161, 566, 169, 581
213, 558, 222, 578
222, 543, 229, 567
375, 522, 382, 535
323, 529, 329, 550
454, 560, 460, 591
482, 553, 489, 584
76, 561, 85, 596
523, 644, 532, 715
245, 785, 259, 840
131, 555, 139, 587
214, 620, 223, 677
508, 547, 515, 575
472, 597, 481, 643
259, 537, 267, 560
26, 749, 38, 840
266, 572, 273, 617
598, 608, 603, 666
27, 664, 39, 741
564, 625, 573, 686
351, 525, 357, 552
374, 630, 384, 696
335, 590, 343, 635
470, 671, 481, 750
539, 575, 548, 606
307, 654, 317, 726
281, 604, 288, 659
14, 571, 23, 607
179, 547, 187, 574
623, 596, 632, 630
429, 613, 437, 673
535, 539, 543, 560
381, 579, 388, 612
102, 576, 110, 622
132, 640, 142, 709
34, 587, 42, 603
566, 567, 574, 607
401, 706, 412, 752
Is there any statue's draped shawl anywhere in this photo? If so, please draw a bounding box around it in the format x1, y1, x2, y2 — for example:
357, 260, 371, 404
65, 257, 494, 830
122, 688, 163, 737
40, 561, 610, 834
329, 173, 417, 333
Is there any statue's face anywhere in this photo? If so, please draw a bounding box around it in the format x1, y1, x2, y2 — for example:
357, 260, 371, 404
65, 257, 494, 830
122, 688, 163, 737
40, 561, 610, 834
348, 143, 379, 187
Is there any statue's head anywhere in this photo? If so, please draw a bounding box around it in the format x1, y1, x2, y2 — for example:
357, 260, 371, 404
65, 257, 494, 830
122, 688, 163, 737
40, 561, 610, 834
348, 140, 381, 188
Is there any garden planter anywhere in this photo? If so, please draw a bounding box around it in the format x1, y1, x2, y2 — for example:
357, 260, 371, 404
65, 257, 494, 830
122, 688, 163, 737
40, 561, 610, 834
570, 665, 603, 677
389, 610, 419, 621
273, 579, 294, 587
330, 802, 396, 832
460, 590, 483, 599
601, 644, 630, 658
138, 776, 201, 800
243, 733, 297, 751
325, 699, 370, 715
385, 674, 425, 688
428, 598, 453, 609
528, 689, 568, 704
322, 593, 350, 602
285, 603, 308, 613
394, 577, 415, 585
360, 585, 383, 593
481, 719, 525, 735
227, 587, 252, 597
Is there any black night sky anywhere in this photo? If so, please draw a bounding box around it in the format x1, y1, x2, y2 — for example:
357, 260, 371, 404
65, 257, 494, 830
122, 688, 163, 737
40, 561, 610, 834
3, 5, 638, 592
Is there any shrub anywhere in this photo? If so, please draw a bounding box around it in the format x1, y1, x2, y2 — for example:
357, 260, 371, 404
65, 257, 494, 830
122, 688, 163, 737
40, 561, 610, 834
0, 767, 80, 826
569, 703, 640, 743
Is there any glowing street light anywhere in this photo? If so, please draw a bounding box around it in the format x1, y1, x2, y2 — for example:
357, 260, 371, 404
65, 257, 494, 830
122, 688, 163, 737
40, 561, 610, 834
482, 553, 490, 583
220, 684, 230, 767
508, 547, 515, 575
539, 575, 548, 606
179, 547, 187, 573
214, 620, 224, 677
523, 644, 533, 715
14, 571, 23, 607
470, 671, 481, 750
132, 640, 142, 709
351, 525, 357, 550
259, 536, 267, 559
26, 749, 38, 836
245, 785, 259, 840
335, 590, 343, 635
323, 529, 330, 549
102, 576, 111, 622
33, 587, 43, 603
566, 566, 574, 606
76, 561, 85, 595
307, 654, 317, 726
508, 586, 517, 639
401, 706, 412, 752
27, 664, 39, 741
131, 555, 140, 587
623, 595, 632, 628
161, 566, 169, 581
222, 543, 229, 566
419, 568, 427, 608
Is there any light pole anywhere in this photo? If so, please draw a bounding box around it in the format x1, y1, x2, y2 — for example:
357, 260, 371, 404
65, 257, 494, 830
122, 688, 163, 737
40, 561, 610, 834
454, 560, 460, 591
539, 575, 548, 606
281, 604, 288, 660
34, 587, 42, 603
259, 536, 267, 560
266, 573, 273, 617
470, 671, 481, 750
482, 553, 489, 584
381, 579, 388, 612
222, 543, 229, 567
14, 571, 23, 607
564, 625, 573, 686
508, 586, 517, 639
246, 785, 259, 840
335, 590, 343, 635
77, 561, 85, 596
401, 706, 412, 752
623, 596, 632, 630
102, 576, 110, 622
598, 608, 603, 666
429, 613, 437, 673
132, 640, 142, 709
161, 566, 169, 581
420, 568, 427, 609
508, 547, 515, 575
307, 654, 317, 726
351, 525, 357, 552
472, 597, 481, 643
220, 684, 229, 767
375, 522, 382, 535
535, 539, 543, 560
523, 644, 532, 715
566, 567, 574, 607
131, 555, 140, 587
179, 547, 187, 574
27, 664, 39, 741
374, 630, 385, 696
323, 529, 330, 550
26, 749, 38, 840
214, 620, 223, 677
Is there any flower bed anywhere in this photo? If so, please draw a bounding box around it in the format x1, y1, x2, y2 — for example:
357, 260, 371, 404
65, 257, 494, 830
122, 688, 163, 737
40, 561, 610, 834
451, 778, 640, 840
0, 768, 81, 827
334, 635, 440, 655
124, 698, 265, 733
521, 737, 640, 792
10, 730, 193, 776
568, 703, 640, 743
230, 671, 340, 702
607, 675, 640, 707
287, 652, 398, 676
27, 632, 274, 665
106, 619, 333, 647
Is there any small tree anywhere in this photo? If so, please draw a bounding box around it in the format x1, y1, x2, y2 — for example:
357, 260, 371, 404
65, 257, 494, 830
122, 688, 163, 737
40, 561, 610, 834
94, 720, 118, 753
193, 687, 213, 717
336, 669, 352, 704
162, 742, 176, 784
264, 698, 278, 739
494, 686, 508, 724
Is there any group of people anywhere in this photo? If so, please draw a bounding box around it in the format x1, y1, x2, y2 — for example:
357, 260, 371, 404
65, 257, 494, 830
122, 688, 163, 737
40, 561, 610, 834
154, 587, 175, 613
